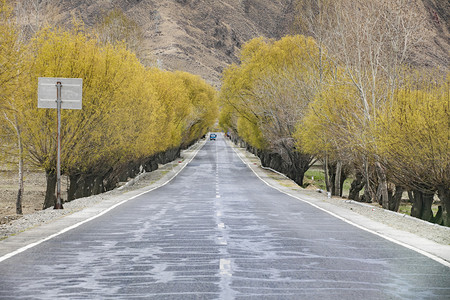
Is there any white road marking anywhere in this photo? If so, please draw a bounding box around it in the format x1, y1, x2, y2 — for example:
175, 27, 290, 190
217, 237, 227, 245
220, 259, 232, 276
218, 223, 225, 229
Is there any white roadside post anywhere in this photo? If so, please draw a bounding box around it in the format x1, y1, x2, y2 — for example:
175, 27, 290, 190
38, 77, 82, 209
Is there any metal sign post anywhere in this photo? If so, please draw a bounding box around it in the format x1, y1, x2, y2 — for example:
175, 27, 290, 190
38, 78, 82, 209
55, 82, 62, 209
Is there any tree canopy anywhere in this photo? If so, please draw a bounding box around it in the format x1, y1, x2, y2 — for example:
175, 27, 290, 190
0, 6, 218, 209
220, 3, 449, 225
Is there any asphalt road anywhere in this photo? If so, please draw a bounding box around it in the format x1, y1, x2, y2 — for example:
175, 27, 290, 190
1, 134, 449, 299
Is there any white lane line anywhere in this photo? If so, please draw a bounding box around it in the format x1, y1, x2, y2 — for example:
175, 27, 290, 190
216, 211, 222, 217
230, 142, 450, 268
218, 223, 225, 229
220, 259, 232, 276
217, 237, 227, 245
216, 195, 221, 198
0, 141, 207, 263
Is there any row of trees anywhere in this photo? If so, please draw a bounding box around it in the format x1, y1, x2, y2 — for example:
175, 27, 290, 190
219, 0, 449, 226
0, 0, 218, 211
219, 35, 319, 186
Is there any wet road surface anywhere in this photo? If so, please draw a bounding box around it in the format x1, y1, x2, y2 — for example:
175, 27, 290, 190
1, 135, 449, 299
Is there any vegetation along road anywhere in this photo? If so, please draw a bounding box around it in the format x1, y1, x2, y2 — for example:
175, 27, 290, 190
1, 135, 449, 299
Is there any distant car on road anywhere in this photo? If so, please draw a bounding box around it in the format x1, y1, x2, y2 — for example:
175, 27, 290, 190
209, 133, 217, 140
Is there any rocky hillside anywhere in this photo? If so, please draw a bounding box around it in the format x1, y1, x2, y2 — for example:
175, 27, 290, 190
27, 0, 449, 86
409, 0, 449, 68
42, 0, 294, 86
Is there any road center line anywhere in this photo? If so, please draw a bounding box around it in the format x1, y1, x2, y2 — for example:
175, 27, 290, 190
217, 237, 227, 245
219, 259, 232, 276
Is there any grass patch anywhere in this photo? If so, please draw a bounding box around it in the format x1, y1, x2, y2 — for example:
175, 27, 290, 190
398, 203, 440, 216
398, 205, 411, 215
304, 169, 326, 190
342, 178, 352, 196
304, 169, 356, 198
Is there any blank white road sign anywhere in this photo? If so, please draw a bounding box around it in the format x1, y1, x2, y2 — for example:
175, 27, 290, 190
38, 77, 82, 109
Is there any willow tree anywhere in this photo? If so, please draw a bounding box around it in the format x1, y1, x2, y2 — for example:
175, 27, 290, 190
14, 26, 151, 207
3, 16, 217, 209
376, 74, 450, 224
0, 0, 28, 214
220, 35, 329, 185
293, 0, 425, 203
176, 71, 218, 146
295, 75, 360, 197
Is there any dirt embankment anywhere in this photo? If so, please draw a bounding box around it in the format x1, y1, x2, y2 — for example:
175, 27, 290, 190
0, 168, 64, 225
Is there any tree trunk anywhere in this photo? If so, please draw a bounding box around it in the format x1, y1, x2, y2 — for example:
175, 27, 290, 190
348, 172, 364, 201
324, 154, 331, 193
338, 170, 347, 198
92, 176, 104, 195
410, 190, 423, 218
411, 190, 434, 222
437, 186, 450, 226
74, 175, 85, 199
334, 161, 342, 197
389, 185, 404, 212
375, 162, 389, 209
328, 162, 336, 195
375, 182, 383, 205
43, 169, 57, 209
407, 190, 413, 204
16, 133, 24, 215
258, 148, 311, 188
421, 192, 434, 222
361, 188, 372, 203
289, 151, 312, 188
83, 175, 95, 197
67, 174, 80, 202
16, 187, 23, 215
13, 116, 24, 215
363, 157, 376, 202
292, 168, 306, 187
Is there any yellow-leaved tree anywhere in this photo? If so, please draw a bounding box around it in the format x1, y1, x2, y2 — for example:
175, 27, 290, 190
220, 35, 332, 185
0, 0, 28, 214
16, 27, 135, 207
9, 25, 218, 209
376, 74, 450, 224
294, 74, 361, 197
176, 71, 218, 146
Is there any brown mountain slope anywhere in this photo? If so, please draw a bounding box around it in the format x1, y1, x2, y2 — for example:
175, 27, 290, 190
45, 0, 294, 86
410, 0, 449, 68
27, 0, 448, 85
